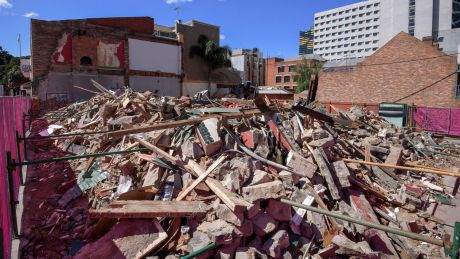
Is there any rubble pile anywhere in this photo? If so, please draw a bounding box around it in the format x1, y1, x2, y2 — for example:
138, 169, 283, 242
22, 87, 460, 258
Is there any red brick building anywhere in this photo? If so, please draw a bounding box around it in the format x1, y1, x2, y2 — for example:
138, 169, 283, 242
265, 55, 323, 91
31, 17, 240, 101
31, 17, 182, 101
317, 32, 460, 108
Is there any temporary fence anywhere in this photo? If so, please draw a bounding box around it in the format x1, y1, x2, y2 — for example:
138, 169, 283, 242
412, 106, 460, 136
0, 96, 31, 258
320, 101, 460, 137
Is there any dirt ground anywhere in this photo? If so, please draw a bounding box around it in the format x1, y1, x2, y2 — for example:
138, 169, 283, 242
19, 136, 89, 258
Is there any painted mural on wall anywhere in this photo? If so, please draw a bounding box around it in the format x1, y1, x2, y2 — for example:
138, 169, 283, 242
97, 41, 124, 67
52, 33, 72, 64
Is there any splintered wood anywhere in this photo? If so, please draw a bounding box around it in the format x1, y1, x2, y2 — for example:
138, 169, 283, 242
24, 85, 458, 259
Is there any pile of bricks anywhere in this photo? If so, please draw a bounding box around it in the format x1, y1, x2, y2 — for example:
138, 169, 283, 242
20, 85, 460, 258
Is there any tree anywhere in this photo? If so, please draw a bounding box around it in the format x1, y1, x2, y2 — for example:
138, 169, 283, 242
294, 57, 322, 94
190, 35, 232, 94
0, 46, 24, 87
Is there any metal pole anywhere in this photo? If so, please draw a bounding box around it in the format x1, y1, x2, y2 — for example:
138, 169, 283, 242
13, 148, 149, 167
180, 243, 217, 259
19, 129, 115, 141
280, 198, 444, 247
22, 113, 28, 161
15, 131, 23, 185
6, 152, 19, 238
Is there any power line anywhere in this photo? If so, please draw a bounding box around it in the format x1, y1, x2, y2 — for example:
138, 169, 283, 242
322, 52, 459, 69
394, 70, 459, 102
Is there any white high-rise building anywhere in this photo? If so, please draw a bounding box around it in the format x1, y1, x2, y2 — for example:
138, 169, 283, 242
313, 0, 460, 61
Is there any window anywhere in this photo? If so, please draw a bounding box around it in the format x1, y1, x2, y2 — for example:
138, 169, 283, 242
372, 47, 378, 51
275, 76, 282, 83
453, 0, 460, 28
80, 56, 92, 66
284, 76, 290, 83
284, 86, 290, 90
278, 66, 285, 73
289, 65, 296, 72
293, 76, 297, 82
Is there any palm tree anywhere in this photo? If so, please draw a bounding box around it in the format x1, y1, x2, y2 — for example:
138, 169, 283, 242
294, 57, 322, 94
190, 35, 232, 95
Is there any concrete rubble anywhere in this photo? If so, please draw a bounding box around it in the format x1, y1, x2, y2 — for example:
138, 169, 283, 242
20, 86, 460, 258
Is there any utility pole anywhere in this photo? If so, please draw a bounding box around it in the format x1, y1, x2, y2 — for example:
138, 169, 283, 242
17, 34, 22, 59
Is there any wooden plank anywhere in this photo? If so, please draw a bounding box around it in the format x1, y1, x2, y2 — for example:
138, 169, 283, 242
364, 144, 371, 162
133, 136, 182, 165
89, 201, 207, 218
91, 79, 117, 98
332, 160, 351, 189
108, 109, 268, 138
108, 116, 220, 138
311, 148, 342, 200
176, 154, 227, 201
185, 159, 251, 213
134, 136, 251, 213
343, 159, 460, 177
74, 85, 100, 94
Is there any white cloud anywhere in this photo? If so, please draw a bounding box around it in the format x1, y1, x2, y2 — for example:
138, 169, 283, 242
23, 11, 39, 18
165, 0, 192, 4
0, 0, 12, 8
220, 34, 225, 40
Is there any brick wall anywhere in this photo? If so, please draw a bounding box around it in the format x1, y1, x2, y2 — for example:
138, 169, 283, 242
317, 32, 460, 108
87, 17, 154, 34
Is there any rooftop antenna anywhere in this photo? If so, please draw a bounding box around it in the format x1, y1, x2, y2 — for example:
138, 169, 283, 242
173, 3, 182, 21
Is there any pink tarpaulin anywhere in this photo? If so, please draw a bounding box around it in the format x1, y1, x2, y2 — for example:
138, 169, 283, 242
0, 96, 31, 259
413, 107, 460, 136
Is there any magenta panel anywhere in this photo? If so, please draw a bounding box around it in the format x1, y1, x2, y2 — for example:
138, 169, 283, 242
0, 96, 31, 258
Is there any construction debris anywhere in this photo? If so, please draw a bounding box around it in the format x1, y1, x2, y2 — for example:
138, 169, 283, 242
20, 87, 460, 258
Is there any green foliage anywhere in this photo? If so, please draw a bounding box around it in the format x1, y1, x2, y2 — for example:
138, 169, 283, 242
189, 35, 232, 92
294, 57, 322, 94
0, 46, 24, 86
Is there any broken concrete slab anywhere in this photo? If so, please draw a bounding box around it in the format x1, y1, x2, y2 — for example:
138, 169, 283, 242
242, 180, 286, 203
286, 151, 317, 178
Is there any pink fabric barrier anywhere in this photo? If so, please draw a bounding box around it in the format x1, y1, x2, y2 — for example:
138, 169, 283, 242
0, 96, 31, 259
413, 107, 460, 136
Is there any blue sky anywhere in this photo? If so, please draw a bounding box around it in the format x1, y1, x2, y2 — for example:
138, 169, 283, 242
0, 0, 361, 58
